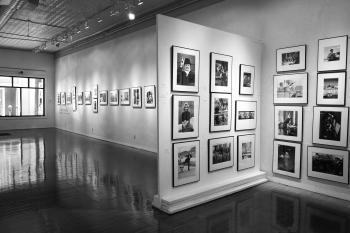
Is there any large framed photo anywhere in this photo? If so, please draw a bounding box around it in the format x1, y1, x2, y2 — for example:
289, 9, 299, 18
144, 85, 156, 108
84, 91, 91, 105
61, 92, 66, 105
273, 73, 308, 105
210, 52, 232, 93
239, 64, 255, 95
92, 98, 98, 113
312, 107, 348, 147
173, 140, 200, 187
274, 106, 303, 142
93, 84, 98, 99
273, 140, 301, 179
131, 87, 142, 108
99, 90, 108, 106
109, 90, 119, 106
316, 72, 346, 106
276, 45, 306, 72
308, 146, 349, 184
210, 93, 232, 132
237, 134, 255, 171
172, 46, 199, 92
119, 88, 130, 106
172, 95, 199, 140
208, 137, 234, 172
77, 92, 83, 105
318, 35, 348, 72
235, 101, 257, 131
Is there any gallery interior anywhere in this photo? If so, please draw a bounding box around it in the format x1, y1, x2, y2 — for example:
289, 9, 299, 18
0, 0, 350, 232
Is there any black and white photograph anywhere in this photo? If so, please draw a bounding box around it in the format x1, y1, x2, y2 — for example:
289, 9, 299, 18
77, 92, 83, 105
92, 98, 98, 113
144, 85, 156, 108
93, 84, 98, 99
109, 90, 119, 106
208, 137, 234, 172
237, 134, 255, 171
273, 140, 301, 178
61, 92, 66, 105
210, 53, 232, 93
131, 87, 142, 108
308, 147, 349, 184
57, 93, 61, 105
239, 64, 255, 95
66, 92, 72, 105
72, 86, 77, 111
274, 73, 308, 104
99, 90, 108, 106
318, 35, 348, 72
84, 91, 91, 105
119, 88, 130, 105
274, 106, 303, 142
235, 101, 257, 131
172, 46, 199, 92
210, 93, 232, 132
173, 140, 200, 187
276, 45, 306, 72
317, 72, 346, 106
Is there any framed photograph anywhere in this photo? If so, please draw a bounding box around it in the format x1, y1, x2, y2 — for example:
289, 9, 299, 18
72, 86, 77, 111
210, 52, 232, 93
92, 98, 98, 113
235, 101, 257, 131
276, 45, 306, 72
318, 35, 348, 72
208, 137, 234, 172
109, 90, 119, 106
131, 87, 142, 108
273, 73, 308, 105
173, 140, 200, 187
93, 84, 98, 99
119, 88, 130, 106
308, 146, 349, 184
273, 140, 301, 178
66, 92, 72, 105
77, 92, 83, 105
144, 85, 156, 108
312, 107, 349, 147
57, 93, 61, 105
99, 90, 108, 106
237, 134, 255, 171
210, 93, 232, 132
61, 92, 66, 105
317, 72, 346, 106
172, 46, 199, 92
172, 95, 200, 140
84, 91, 91, 105
239, 64, 255, 95
274, 106, 303, 142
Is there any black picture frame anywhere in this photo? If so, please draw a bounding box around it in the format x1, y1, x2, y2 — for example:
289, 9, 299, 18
144, 85, 156, 108
210, 93, 232, 132
208, 136, 234, 172
210, 52, 232, 93
131, 87, 142, 108
274, 106, 303, 142
239, 64, 255, 95
237, 134, 256, 171
235, 100, 257, 131
316, 72, 347, 106
276, 45, 306, 73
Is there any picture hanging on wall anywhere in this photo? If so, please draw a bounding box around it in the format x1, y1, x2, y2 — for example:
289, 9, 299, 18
235, 100, 257, 131
93, 84, 98, 99
72, 86, 77, 111
172, 95, 200, 140
144, 85, 156, 108
276, 45, 306, 72
208, 136, 234, 172
84, 91, 92, 105
237, 134, 255, 171
93, 98, 98, 113
308, 146, 349, 184
318, 35, 348, 72
57, 93, 61, 105
316, 72, 346, 106
210, 93, 232, 132
109, 90, 119, 106
99, 90, 108, 106
273, 73, 308, 105
210, 52, 232, 93
239, 64, 255, 95
172, 46, 199, 92
131, 87, 142, 108
274, 106, 303, 142
77, 92, 83, 105
273, 140, 301, 179
119, 88, 130, 105
173, 140, 200, 187
312, 107, 349, 147
66, 92, 72, 105
61, 92, 66, 105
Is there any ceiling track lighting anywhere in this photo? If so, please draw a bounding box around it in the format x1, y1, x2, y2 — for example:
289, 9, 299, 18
97, 17, 103, 23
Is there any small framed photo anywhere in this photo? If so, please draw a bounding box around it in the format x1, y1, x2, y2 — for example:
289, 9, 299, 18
316, 72, 346, 106
210, 52, 232, 93
144, 85, 156, 108
61, 92, 66, 105
273, 140, 301, 179
210, 93, 232, 132
208, 136, 234, 172
131, 87, 142, 108
119, 88, 130, 106
84, 91, 91, 105
92, 98, 98, 113
72, 86, 77, 111
237, 134, 255, 171
273, 73, 308, 105
235, 101, 257, 131
173, 140, 200, 187
312, 107, 349, 147
274, 106, 303, 142
66, 92, 72, 105
318, 35, 348, 72
93, 84, 98, 99
77, 92, 83, 105
308, 146, 349, 184
276, 45, 306, 72
172, 46, 199, 92
99, 90, 108, 106
239, 64, 255, 95
172, 95, 199, 140
57, 93, 61, 105
109, 90, 119, 106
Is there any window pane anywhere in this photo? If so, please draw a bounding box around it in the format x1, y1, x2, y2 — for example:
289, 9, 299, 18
21, 88, 44, 116
29, 78, 44, 88
13, 77, 28, 87
0, 76, 12, 87
0, 87, 21, 116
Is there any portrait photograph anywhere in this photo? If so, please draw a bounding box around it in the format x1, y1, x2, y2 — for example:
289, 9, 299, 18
119, 88, 130, 106
316, 72, 346, 106
66, 92, 72, 105
210, 93, 232, 132
93, 84, 98, 99
92, 98, 98, 113
235, 101, 257, 131
312, 107, 348, 147
131, 87, 142, 108
172, 46, 199, 92
172, 95, 199, 140
318, 35, 348, 72
77, 92, 83, 105
61, 92, 66, 105
84, 91, 91, 105
210, 52, 232, 93
276, 45, 306, 72
237, 134, 255, 171
99, 90, 108, 106
308, 146, 349, 184
273, 73, 308, 105
274, 106, 303, 142
273, 140, 301, 179
144, 85, 156, 108
57, 93, 61, 105
173, 140, 200, 187
109, 90, 119, 106
208, 136, 234, 172
239, 64, 255, 95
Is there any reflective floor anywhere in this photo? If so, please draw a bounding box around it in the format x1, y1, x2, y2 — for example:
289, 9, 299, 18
0, 128, 349, 233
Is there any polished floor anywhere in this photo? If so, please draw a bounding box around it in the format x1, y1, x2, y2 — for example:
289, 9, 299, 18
0, 129, 349, 233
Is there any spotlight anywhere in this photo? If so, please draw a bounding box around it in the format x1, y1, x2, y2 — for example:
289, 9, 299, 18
84, 21, 89, 30
137, 0, 143, 6
76, 27, 82, 34
128, 12, 135, 20
110, 5, 119, 16
97, 17, 103, 23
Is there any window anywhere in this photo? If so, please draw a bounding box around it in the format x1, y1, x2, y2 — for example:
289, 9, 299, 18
0, 76, 45, 117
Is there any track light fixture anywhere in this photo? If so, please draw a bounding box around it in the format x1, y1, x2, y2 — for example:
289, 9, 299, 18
84, 21, 89, 30
137, 0, 143, 6
97, 17, 103, 23
128, 11, 135, 20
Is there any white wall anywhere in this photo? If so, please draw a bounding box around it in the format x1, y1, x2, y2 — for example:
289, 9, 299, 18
55, 26, 157, 152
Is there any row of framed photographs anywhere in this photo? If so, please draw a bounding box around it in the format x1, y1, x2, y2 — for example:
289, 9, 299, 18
173, 134, 256, 187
